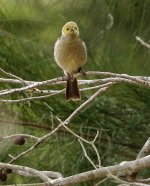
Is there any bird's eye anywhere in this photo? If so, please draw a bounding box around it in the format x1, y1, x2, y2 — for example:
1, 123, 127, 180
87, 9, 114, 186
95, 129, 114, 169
66, 28, 69, 31
75, 27, 77, 30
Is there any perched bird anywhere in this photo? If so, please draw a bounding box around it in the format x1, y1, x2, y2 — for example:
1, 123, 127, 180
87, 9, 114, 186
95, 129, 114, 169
54, 21, 87, 101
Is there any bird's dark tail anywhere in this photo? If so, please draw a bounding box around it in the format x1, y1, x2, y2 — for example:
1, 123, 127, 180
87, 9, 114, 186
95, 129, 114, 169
66, 77, 80, 101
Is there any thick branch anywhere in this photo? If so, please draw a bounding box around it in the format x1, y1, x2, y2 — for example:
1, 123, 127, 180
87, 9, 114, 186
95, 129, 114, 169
2, 156, 150, 186
137, 137, 150, 159
51, 155, 150, 186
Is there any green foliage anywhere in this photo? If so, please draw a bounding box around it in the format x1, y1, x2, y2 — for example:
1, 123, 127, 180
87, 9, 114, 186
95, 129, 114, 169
0, 0, 150, 185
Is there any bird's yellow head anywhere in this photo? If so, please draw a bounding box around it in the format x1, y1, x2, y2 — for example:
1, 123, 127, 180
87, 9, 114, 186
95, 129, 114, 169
62, 21, 79, 37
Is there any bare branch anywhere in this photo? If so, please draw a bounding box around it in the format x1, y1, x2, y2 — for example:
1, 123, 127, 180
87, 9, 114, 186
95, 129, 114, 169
1, 76, 148, 98
6, 84, 107, 164
85, 71, 150, 85
0, 90, 64, 103
7, 83, 101, 163
0, 77, 37, 84
1, 69, 150, 186
1, 70, 150, 101
138, 178, 150, 184
128, 137, 150, 180
0, 83, 112, 103
92, 131, 100, 144
118, 182, 150, 186
109, 174, 149, 186
137, 137, 150, 159
78, 139, 97, 169
65, 86, 110, 124
91, 143, 101, 168
2, 134, 39, 141
8, 123, 63, 164
3, 184, 47, 186
94, 177, 109, 186
2, 156, 150, 186
57, 118, 101, 167
0, 68, 26, 85
129, 183, 150, 186
0, 162, 52, 183
14, 170, 62, 179
136, 36, 150, 49
50, 155, 150, 186
0, 76, 66, 97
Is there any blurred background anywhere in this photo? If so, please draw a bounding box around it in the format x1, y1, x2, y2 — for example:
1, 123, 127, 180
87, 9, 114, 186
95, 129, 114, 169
0, 0, 150, 185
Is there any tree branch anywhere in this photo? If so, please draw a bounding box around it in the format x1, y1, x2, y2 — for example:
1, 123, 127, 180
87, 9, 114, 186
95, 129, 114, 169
1, 70, 150, 101
0, 162, 52, 183
2, 155, 150, 186
136, 36, 150, 49
50, 155, 150, 186
1, 69, 150, 186
64, 86, 110, 124
78, 139, 97, 169
128, 137, 150, 181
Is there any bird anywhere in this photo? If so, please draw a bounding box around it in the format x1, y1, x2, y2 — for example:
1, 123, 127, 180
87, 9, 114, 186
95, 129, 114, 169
54, 21, 87, 101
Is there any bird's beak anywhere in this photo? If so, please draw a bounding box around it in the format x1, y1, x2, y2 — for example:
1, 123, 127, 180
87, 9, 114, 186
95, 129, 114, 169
69, 28, 79, 36
71, 28, 75, 33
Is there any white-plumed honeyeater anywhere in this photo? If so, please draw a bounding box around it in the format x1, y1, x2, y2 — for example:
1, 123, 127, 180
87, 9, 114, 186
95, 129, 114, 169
54, 21, 87, 101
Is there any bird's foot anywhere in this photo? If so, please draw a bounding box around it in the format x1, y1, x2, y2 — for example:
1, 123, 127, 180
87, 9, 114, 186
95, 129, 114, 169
67, 73, 74, 81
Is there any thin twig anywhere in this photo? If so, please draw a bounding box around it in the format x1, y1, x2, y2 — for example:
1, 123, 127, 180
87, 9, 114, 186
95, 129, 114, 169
7, 85, 107, 164
92, 131, 99, 143
8, 123, 63, 164
65, 86, 110, 124
91, 143, 101, 167
0, 68, 27, 85
78, 139, 97, 169
57, 118, 101, 167
0, 76, 67, 97
2, 133, 39, 141
9, 85, 105, 164
0, 90, 64, 103
136, 36, 150, 49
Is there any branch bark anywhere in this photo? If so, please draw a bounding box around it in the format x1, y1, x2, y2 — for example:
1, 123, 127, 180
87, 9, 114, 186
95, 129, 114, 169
128, 137, 150, 181
0, 162, 51, 183
2, 155, 150, 186
50, 155, 150, 186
